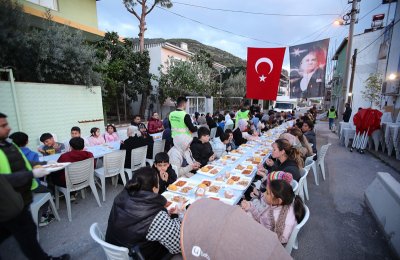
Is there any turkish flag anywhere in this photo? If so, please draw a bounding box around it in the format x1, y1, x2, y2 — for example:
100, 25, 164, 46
246, 47, 286, 100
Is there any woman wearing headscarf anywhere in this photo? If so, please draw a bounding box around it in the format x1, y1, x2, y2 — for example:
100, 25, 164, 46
167, 134, 201, 178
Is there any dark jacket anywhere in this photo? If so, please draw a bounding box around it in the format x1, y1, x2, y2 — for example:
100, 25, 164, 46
265, 159, 301, 182
233, 128, 247, 147
343, 107, 352, 122
106, 189, 169, 260
153, 165, 177, 194
121, 136, 151, 168
190, 137, 214, 167
303, 130, 317, 154
148, 117, 164, 134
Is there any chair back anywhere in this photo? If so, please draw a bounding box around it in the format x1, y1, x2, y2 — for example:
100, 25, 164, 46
304, 159, 315, 173
89, 223, 131, 260
151, 140, 166, 160
65, 158, 95, 192
318, 143, 331, 163
224, 124, 234, 131
291, 180, 299, 193
285, 204, 310, 254
130, 146, 147, 171
210, 127, 217, 139
104, 150, 126, 177
296, 168, 309, 200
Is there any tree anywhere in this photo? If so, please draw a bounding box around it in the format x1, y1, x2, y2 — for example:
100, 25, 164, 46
223, 71, 246, 98
362, 73, 382, 107
96, 32, 151, 123
157, 59, 214, 104
123, 0, 172, 116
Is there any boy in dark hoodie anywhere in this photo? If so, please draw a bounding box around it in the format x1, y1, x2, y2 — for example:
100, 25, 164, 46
152, 152, 177, 194
302, 120, 317, 155
190, 127, 215, 167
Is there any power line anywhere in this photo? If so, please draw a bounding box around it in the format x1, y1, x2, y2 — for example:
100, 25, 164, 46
157, 6, 285, 46
172, 1, 340, 17
358, 3, 382, 21
358, 17, 400, 55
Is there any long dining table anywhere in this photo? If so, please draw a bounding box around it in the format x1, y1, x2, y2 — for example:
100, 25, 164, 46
162, 121, 295, 210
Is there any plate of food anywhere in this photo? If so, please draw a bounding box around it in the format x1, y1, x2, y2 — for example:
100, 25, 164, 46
225, 175, 252, 190
243, 156, 262, 165
167, 178, 197, 195
220, 154, 240, 162
162, 191, 193, 210
230, 149, 245, 155
197, 165, 223, 177
41, 162, 71, 172
233, 164, 255, 176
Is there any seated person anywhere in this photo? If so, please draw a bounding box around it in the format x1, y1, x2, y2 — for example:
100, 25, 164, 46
260, 139, 303, 182
168, 134, 200, 178
51, 137, 94, 187
288, 127, 313, 158
211, 132, 230, 159
87, 127, 105, 146
232, 119, 248, 147
105, 167, 182, 259
241, 179, 305, 244
152, 152, 177, 194
131, 115, 154, 159
148, 112, 164, 134
38, 133, 65, 155
190, 127, 215, 167
120, 126, 150, 169
9, 131, 39, 162
64, 126, 89, 151
301, 120, 317, 156
104, 124, 120, 143
224, 129, 236, 152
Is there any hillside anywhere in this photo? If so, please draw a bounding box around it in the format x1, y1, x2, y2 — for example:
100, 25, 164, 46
130, 38, 246, 68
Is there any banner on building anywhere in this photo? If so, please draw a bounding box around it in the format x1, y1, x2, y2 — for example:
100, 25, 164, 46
289, 39, 329, 98
246, 47, 286, 100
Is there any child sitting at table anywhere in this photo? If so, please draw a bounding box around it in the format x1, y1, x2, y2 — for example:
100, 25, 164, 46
190, 127, 215, 167
9, 131, 40, 162
64, 126, 89, 151
88, 127, 105, 146
38, 133, 65, 155
224, 129, 236, 151
152, 152, 177, 194
211, 132, 230, 159
104, 124, 120, 143
241, 179, 305, 244
51, 137, 94, 188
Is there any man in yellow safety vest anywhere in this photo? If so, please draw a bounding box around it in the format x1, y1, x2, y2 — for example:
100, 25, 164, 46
235, 100, 251, 128
327, 106, 338, 130
169, 97, 198, 138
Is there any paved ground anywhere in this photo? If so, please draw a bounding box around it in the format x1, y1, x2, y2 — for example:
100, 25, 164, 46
1, 121, 399, 259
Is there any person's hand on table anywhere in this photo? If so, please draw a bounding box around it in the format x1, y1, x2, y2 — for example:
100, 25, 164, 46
160, 171, 169, 182
32, 167, 50, 178
265, 158, 274, 167
240, 200, 251, 211
191, 162, 201, 170
209, 154, 215, 162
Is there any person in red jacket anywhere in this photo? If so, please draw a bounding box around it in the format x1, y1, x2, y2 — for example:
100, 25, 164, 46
50, 137, 94, 187
148, 112, 164, 134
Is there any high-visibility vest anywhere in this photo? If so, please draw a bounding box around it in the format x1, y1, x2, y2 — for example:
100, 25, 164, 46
328, 110, 337, 119
0, 143, 38, 190
236, 110, 249, 126
169, 110, 191, 138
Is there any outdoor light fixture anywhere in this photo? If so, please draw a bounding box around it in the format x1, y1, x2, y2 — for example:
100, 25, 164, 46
388, 73, 397, 81
334, 18, 344, 26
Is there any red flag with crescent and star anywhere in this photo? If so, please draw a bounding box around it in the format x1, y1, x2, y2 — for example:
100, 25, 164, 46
246, 47, 286, 100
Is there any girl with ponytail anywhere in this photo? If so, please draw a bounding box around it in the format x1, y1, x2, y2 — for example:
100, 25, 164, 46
258, 138, 302, 181
241, 179, 305, 244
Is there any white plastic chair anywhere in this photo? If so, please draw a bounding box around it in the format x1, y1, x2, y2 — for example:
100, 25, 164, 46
210, 127, 217, 139
224, 124, 234, 131
31, 192, 60, 225
285, 204, 310, 254
55, 158, 102, 221
95, 150, 127, 202
124, 146, 148, 180
317, 143, 331, 181
305, 156, 317, 185
296, 168, 309, 201
291, 180, 299, 193
146, 140, 166, 166
89, 222, 131, 260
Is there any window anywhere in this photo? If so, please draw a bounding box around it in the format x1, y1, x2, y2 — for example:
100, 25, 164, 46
27, 0, 58, 11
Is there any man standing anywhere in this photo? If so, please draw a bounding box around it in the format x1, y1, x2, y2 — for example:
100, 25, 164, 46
169, 97, 197, 138
0, 113, 70, 260
235, 101, 250, 128
342, 103, 352, 123
327, 106, 338, 130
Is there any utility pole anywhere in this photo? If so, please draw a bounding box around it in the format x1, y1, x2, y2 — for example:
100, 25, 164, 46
338, 0, 359, 121
348, 49, 358, 107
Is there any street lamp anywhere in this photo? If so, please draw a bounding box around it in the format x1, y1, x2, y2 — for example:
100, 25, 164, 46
388, 73, 397, 81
